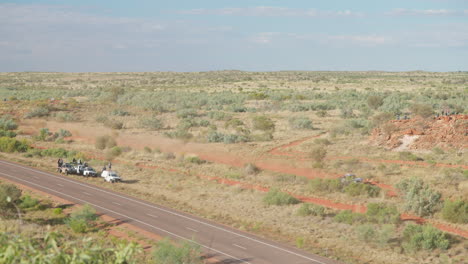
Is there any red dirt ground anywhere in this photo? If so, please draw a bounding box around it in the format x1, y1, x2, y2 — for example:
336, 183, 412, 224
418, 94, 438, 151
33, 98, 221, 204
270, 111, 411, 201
371, 114, 468, 150
22, 119, 467, 239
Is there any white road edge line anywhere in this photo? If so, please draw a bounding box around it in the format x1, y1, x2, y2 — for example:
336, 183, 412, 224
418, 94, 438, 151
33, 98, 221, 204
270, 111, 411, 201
233, 244, 247, 250
83, 192, 92, 196
0, 160, 327, 264
57, 183, 64, 187
112, 202, 121, 206
0, 171, 251, 264
186, 227, 199, 233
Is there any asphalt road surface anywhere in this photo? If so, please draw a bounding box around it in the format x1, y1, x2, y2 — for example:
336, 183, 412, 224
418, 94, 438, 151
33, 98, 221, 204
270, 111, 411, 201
0, 159, 342, 264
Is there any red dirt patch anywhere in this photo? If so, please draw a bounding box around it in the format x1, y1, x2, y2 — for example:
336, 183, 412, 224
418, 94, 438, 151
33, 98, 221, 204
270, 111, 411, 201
370, 114, 468, 150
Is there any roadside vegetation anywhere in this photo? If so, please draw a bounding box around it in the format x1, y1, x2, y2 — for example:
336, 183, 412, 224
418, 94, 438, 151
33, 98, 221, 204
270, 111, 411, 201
0, 71, 466, 264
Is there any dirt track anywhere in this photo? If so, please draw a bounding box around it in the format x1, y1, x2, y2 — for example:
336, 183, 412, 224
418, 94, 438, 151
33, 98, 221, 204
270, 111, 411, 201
22, 120, 468, 238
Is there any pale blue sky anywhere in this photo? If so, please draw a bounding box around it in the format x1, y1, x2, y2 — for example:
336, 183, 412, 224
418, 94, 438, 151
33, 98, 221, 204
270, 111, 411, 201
1, 0, 467, 72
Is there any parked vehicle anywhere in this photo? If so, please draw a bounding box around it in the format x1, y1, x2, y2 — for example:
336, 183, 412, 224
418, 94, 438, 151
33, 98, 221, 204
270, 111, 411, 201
59, 163, 76, 175
83, 167, 97, 177
101, 170, 121, 183
73, 164, 85, 175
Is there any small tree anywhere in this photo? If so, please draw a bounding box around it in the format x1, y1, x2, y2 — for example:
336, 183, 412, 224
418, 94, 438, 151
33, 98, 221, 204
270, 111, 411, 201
252, 116, 275, 132
396, 178, 442, 217
367, 95, 384, 110
0, 184, 22, 218
441, 200, 467, 224
153, 238, 203, 264
410, 103, 433, 118
309, 146, 327, 167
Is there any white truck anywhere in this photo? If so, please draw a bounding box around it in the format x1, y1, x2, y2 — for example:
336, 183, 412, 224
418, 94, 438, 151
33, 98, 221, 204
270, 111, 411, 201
101, 170, 121, 183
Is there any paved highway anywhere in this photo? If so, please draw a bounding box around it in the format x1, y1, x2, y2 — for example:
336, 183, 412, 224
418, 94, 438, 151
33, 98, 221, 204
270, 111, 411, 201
0, 159, 341, 264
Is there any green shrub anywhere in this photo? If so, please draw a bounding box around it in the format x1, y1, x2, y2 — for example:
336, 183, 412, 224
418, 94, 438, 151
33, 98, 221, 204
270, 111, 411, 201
316, 110, 328, 117
106, 146, 122, 160
289, 117, 313, 130
66, 204, 98, 233
252, 116, 275, 132
309, 178, 341, 193
66, 218, 89, 233
356, 224, 375, 242
372, 112, 393, 127
0, 117, 18, 130
19, 195, 39, 209
143, 146, 152, 153
153, 238, 203, 264
263, 188, 300, 206
410, 103, 433, 118
0, 184, 22, 218
367, 95, 384, 110
441, 200, 468, 224
185, 156, 206, 164
95, 135, 117, 150
297, 203, 325, 217
24, 107, 50, 118
53, 207, 63, 215
334, 210, 365, 225
344, 183, 380, 197
309, 146, 327, 164
0, 130, 16, 138
139, 117, 164, 130
366, 203, 400, 224
313, 138, 331, 145
0, 137, 29, 153
402, 224, 450, 252
55, 112, 78, 122
244, 163, 260, 175
398, 151, 423, 161
104, 119, 124, 129
396, 178, 442, 217
111, 109, 130, 116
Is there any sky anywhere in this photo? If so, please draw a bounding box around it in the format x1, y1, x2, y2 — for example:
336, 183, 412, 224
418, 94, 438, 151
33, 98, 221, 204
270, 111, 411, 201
1, 0, 467, 72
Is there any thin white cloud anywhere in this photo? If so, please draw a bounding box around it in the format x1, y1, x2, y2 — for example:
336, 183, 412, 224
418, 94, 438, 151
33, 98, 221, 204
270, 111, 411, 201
180, 7, 364, 17
328, 35, 390, 46
387, 8, 466, 16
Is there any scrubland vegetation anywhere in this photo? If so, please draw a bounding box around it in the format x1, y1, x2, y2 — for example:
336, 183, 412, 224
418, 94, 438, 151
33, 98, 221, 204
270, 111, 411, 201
0, 71, 466, 263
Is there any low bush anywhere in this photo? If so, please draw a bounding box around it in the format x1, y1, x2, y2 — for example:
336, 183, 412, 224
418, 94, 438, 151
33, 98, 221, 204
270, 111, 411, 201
66, 204, 98, 233
334, 210, 365, 225
53, 207, 63, 215
153, 238, 203, 264
185, 156, 206, 164
313, 138, 331, 145
24, 107, 50, 118
441, 200, 467, 224
19, 195, 39, 209
111, 109, 130, 116
252, 116, 275, 132
396, 178, 442, 217
366, 203, 400, 224
309, 178, 341, 193
0, 117, 18, 130
402, 224, 450, 252
344, 182, 380, 197
398, 151, 423, 161
0, 137, 29, 153
263, 188, 300, 206
244, 163, 260, 175
139, 117, 164, 130
0, 183, 22, 218
54, 112, 78, 122
104, 119, 124, 130
410, 103, 433, 118
289, 117, 313, 130
106, 146, 122, 160
367, 95, 384, 110
0, 130, 16, 138
95, 135, 117, 150
297, 203, 325, 217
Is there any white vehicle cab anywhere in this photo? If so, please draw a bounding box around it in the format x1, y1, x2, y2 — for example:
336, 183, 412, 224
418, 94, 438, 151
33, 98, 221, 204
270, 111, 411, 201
83, 167, 97, 177
101, 170, 121, 183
